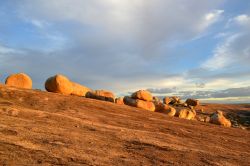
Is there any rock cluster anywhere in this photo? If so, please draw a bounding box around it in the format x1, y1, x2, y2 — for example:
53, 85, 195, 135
2, 72, 232, 127
122, 90, 156, 112
124, 96, 155, 112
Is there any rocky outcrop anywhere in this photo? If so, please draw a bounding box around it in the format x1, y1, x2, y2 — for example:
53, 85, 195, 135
86, 90, 115, 103
210, 111, 231, 127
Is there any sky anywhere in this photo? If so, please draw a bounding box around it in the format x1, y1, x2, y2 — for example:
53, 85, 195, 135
0, 0, 250, 103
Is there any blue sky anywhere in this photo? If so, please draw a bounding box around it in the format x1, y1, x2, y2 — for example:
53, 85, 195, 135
0, 0, 250, 103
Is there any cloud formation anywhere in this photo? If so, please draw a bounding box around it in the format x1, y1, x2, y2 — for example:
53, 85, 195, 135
0, 0, 225, 91
1, 1, 250, 103
202, 14, 250, 70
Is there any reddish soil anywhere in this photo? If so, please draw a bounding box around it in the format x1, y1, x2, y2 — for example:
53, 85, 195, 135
0, 85, 249, 165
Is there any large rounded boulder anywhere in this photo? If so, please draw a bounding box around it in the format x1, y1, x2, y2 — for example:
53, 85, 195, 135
131, 90, 153, 101
45, 74, 73, 95
5, 73, 32, 89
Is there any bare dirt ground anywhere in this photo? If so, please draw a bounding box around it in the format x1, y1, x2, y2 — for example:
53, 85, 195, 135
0, 85, 249, 165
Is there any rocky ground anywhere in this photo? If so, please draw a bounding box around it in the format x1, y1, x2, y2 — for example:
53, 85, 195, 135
0, 84, 249, 165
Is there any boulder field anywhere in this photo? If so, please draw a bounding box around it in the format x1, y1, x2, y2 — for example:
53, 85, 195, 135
2, 73, 233, 127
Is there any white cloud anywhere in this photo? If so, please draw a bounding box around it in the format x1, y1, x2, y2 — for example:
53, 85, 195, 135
202, 14, 250, 70
202, 34, 240, 70
0, 0, 229, 94
234, 14, 250, 26
14, 0, 224, 56
198, 10, 224, 31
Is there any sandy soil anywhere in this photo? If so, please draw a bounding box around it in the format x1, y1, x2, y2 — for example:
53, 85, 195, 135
0, 85, 249, 165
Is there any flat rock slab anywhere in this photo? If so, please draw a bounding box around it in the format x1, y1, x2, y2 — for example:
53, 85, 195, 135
0, 85, 249, 165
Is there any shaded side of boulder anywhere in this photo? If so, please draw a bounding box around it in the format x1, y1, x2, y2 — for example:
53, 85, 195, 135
45, 74, 73, 95
5, 73, 32, 89
186, 98, 200, 107
86, 90, 115, 103
169, 96, 181, 104
124, 96, 137, 107
71, 82, 91, 97
131, 90, 153, 101
210, 111, 231, 127
115, 97, 124, 105
124, 96, 155, 112
155, 103, 176, 117
176, 109, 196, 120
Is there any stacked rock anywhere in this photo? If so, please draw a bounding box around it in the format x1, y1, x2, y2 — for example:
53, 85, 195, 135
162, 96, 198, 120
124, 90, 155, 112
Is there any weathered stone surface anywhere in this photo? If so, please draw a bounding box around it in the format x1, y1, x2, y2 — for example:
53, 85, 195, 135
115, 97, 124, 105
5, 73, 32, 89
71, 82, 91, 97
86, 90, 115, 103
